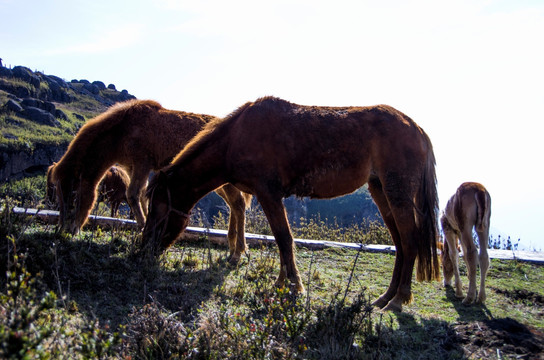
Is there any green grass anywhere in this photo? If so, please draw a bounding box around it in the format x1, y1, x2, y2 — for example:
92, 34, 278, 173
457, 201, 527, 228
1, 195, 542, 359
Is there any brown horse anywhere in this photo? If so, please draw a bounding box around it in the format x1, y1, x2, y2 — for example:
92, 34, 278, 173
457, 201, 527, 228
143, 96, 440, 312
51, 99, 251, 262
45, 162, 57, 209
98, 166, 130, 217
441, 182, 491, 304
48, 163, 130, 217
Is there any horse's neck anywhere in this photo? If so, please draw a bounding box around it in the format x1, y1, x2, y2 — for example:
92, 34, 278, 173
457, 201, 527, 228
174, 143, 229, 203
79, 158, 117, 186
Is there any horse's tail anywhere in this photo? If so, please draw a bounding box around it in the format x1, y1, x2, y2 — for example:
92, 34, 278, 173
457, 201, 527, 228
475, 189, 491, 233
415, 132, 441, 282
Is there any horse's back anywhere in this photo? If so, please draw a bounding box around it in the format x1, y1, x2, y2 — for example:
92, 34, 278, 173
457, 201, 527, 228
225, 97, 431, 198
446, 182, 490, 233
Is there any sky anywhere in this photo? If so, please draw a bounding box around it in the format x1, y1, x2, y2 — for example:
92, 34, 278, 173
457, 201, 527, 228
1, 0, 543, 250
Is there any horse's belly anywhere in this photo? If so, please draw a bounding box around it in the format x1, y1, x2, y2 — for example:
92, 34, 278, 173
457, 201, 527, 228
289, 165, 369, 199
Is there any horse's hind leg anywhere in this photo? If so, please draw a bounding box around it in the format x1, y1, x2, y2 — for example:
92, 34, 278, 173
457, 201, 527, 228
216, 184, 248, 264
444, 230, 464, 298
476, 228, 489, 303
368, 178, 403, 310
382, 206, 419, 312
460, 228, 478, 304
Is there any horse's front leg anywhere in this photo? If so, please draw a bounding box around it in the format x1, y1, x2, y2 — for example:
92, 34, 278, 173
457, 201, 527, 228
257, 192, 303, 293
126, 170, 149, 228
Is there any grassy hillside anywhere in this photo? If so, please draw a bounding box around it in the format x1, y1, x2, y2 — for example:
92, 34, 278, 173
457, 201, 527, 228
0, 75, 113, 151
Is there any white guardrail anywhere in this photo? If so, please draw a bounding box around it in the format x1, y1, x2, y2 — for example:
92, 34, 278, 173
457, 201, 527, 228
10, 206, 544, 264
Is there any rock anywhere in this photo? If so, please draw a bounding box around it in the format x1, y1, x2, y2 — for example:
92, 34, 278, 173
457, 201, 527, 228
21, 98, 56, 114
44, 75, 71, 102
12, 66, 41, 88
119, 89, 136, 101
21, 98, 39, 108
4, 99, 23, 113
55, 109, 68, 121
83, 83, 99, 95
0, 67, 12, 77
46, 75, 67, 87
23, 107, 60, 127
0, 143, 68, 181
92, 81, 106, 90
72, 113, 85, 121
0, 79, 32, 98
2, 132, 18, 140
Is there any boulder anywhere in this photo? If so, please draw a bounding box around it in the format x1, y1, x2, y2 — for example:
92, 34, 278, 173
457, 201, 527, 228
55, 109, 68, 121
21, 98, 56, 114
23, 107, 60, 127
12, 66, 41, 88
72, 113, 85, 121
0, 67, 12, 77
44, 75, 71, 102
4, 99, 23, 113
21, 98, 39, 108
0, 143, 68, 181
92, 81, 106, 90
83, 83, 100, 95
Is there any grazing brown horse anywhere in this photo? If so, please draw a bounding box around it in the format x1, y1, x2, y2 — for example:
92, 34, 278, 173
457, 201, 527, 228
143, 96, 440, 312
51, 99, 251, 262
441, 182, 491, 304
45, 162, 57, 209
98, 166, 130, 217
48, 163, 130, 217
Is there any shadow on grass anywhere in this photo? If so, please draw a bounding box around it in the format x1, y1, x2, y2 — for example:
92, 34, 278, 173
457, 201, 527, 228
444, 286, 494, 322
381, 312, 465, 358
1, 229, 234, 328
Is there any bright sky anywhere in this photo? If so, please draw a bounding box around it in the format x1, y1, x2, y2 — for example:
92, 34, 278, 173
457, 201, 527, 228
2, 0, 543, 250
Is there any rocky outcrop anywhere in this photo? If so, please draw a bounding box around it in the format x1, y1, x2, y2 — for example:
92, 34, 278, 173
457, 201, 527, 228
0, 143, 68, 180
0, 63, 137, 180
0, 66, 135, 107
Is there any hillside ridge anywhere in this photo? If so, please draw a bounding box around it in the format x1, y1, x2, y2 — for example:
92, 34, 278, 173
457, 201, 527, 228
0, 63, 136, 180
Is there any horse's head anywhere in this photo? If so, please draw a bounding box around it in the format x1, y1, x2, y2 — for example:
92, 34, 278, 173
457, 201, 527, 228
142, 171, 191, 255
54, 165, 88, 235
45, 163, 58, 209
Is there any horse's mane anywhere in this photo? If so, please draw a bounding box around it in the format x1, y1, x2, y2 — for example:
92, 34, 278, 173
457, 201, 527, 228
170, 100, 259, 165
77, 99, 163, 140
56, 100, 163, 172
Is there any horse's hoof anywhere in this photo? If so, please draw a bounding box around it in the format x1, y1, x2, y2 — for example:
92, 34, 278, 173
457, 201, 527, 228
227, 254, 241, 265
455, 292, 464, 299
372, 297, 389, 309
381, 301, 402, 312
462, 297, 475, 305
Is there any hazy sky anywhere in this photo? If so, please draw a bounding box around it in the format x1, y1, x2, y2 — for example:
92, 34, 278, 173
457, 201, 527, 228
2, 0, 543, 250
